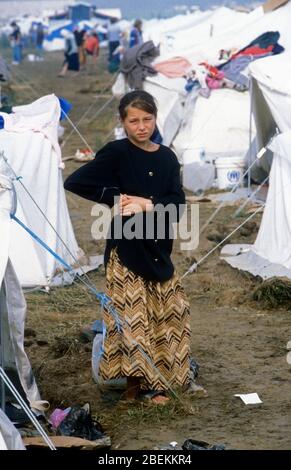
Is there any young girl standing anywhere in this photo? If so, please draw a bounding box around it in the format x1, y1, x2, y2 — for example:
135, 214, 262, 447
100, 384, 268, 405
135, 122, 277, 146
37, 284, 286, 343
64, 90, 191, 404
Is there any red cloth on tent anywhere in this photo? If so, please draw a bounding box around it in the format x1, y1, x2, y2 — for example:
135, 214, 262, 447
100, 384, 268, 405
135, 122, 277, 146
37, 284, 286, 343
199, 62, 221, 78
232, 45, 273, 58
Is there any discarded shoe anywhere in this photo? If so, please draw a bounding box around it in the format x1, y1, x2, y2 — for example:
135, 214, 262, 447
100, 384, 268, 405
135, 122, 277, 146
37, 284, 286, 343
182, 438, 226, 451
74, 148, 94, 162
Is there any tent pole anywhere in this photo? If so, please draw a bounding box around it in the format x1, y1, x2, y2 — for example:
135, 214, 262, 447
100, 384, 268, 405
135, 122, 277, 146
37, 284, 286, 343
248, 78, 253, 197
0, 288, 6, 413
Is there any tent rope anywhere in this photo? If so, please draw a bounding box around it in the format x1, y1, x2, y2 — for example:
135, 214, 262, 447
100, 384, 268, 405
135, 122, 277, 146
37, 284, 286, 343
233, 174, 269, 218
0, 153, 97, 292
10, 67, 117, 156
60, 73, 118, 151
198, 157, 259, 236
182, 204, 264, 278
60, 95, 117, 154
61, 110, 94, 154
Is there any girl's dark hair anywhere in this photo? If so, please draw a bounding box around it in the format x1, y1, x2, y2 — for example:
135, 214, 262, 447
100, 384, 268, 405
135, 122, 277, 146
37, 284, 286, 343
118, 90, 157, 120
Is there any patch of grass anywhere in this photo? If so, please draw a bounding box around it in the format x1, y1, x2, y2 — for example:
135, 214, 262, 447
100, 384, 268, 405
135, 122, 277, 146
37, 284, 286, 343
98, 390, 197, 437
26, 282, 96, 314
253, 277, 291, 309
50, 332, 83, 358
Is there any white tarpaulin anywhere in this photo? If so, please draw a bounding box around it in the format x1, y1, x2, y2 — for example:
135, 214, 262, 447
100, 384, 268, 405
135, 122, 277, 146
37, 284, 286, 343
0, 409, 25, 450
0, 94, 83, 287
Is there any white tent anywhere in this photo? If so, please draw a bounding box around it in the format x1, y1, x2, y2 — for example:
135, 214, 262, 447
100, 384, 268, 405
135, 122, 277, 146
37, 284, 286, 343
0, 94, 84, 287
221, 131, 291, 280
221, 52, 291, 279
0, 173, 42, 432
142, 2, 290, 164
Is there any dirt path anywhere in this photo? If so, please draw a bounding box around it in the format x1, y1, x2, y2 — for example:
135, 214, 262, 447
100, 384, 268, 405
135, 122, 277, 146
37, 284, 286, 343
4, 48, 291, 450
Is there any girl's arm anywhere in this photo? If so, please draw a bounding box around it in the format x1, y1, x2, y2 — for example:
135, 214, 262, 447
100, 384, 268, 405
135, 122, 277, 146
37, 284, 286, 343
64, 143, 120, 207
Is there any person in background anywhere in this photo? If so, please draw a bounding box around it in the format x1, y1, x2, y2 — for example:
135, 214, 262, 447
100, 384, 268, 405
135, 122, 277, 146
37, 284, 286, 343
58, 29, 79, 77
35, 23, 45, 60
129, 19, 143, 48
64, 90, 191, 404
74, 25, 86, 70
9, 22, 22, 65
28, 23, 36, 48
84, 31, 100, 67
107, 17, 121, 61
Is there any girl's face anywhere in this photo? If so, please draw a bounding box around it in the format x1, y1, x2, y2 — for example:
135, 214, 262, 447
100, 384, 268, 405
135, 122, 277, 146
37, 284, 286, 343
121, 106, 156, 145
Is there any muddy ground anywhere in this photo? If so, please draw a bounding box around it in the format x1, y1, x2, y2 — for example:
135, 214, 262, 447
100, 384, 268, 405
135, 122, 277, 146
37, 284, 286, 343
2, 47, 291, 450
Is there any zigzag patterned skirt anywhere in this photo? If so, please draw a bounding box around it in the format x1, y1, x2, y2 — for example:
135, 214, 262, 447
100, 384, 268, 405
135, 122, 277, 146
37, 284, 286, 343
99, 249, 191, 391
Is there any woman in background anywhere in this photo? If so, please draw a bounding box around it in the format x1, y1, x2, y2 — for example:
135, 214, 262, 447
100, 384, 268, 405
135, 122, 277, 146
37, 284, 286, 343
58, 29, 79, 77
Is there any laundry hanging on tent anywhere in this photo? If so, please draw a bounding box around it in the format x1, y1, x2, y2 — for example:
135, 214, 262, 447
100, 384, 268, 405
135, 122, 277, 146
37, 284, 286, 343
153, 56, 192, 78
119, 40, 160, 89
217, 31, 284, 87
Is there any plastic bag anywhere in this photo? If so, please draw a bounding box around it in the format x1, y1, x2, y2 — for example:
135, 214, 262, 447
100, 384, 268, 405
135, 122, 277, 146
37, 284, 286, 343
49, 408, 70, 430
57, 403, 103, 441
112, 73, 127, 98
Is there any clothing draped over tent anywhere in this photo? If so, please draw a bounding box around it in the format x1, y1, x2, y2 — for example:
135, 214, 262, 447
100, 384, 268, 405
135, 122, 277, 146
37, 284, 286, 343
119, 40, 160, 89
217, 31, 284, 88
153, 57, 192, 78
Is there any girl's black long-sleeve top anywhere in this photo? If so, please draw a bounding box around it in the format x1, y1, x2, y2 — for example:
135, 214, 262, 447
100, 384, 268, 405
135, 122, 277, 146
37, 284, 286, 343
64, 138, 185, 282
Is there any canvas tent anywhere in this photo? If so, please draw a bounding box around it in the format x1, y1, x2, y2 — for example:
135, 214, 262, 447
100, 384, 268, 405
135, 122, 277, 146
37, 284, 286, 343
140, 2, 290, 164
221, 50, 291, 279
0, 172, 42, 451
250, 52, 291, 145
221, 130, 291, 280
0, 94, 84, 287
